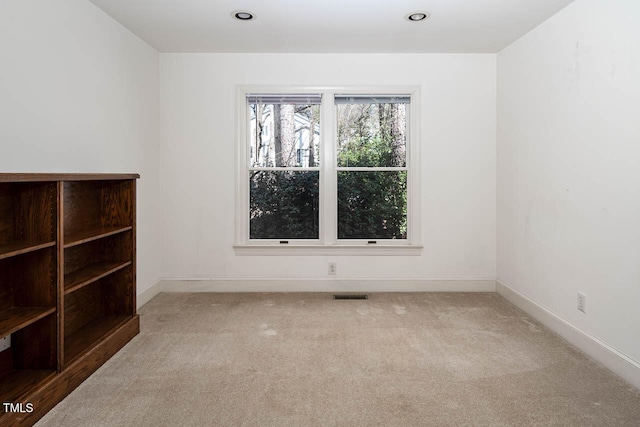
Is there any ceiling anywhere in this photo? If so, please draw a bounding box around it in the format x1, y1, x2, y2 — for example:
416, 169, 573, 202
88, 0, 575, 53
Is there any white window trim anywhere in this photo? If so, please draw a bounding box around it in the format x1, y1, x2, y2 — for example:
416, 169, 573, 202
234, 85, 422, 256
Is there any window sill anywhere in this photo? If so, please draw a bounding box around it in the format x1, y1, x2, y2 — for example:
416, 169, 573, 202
233, 244, 423, 256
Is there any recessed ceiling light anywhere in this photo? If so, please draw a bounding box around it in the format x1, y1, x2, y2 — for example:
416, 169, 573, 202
233, 11, 255, 21
406, 12, 430, 22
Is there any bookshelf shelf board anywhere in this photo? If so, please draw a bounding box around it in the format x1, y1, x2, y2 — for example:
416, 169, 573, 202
0, 369, 56, 408
64, 315, 131, 366
0, 307, 56, 338
0, 241, 56, 261
65, 261, 132, 295
64, 226, 132, 248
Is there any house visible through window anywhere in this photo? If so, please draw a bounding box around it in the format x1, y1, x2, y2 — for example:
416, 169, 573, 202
296, 148, 309, 166
248, 94, 321, 239
239, 88, 419, 250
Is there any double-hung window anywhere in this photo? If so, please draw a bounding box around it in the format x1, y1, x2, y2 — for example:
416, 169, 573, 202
247, 94, 322, 240
236, 87, 421, 255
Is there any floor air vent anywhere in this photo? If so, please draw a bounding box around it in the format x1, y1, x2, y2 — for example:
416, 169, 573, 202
333, 294, 368, 300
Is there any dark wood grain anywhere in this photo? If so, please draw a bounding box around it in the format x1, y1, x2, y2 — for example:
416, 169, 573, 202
64, 231, 131, 275
63, 281, 102, 339
0, 316, 138, 426
13, 314, 56, 371
105, 229, 134, 265
113, 265, 134, 316
57, 181, 64, 371
0, 241, 56, 261
0, 184, 13, 240
131, 181, 137, 315
13, 183, 56, 244
11, 248, 56, 309
0, 174, 138, 425
63, 225, 132, 248
64, 261, 132, 294
0, 182, 56, 252
63, 181, 133, 243
0, 370, 56, 412
0, 260, 10, 312
64, 315, 131, 367
101, 181, 133, 229
0, 173, 140, 183
0, 307, 56, 338
63, 181, 102, 238
1, 247, 57, 311
0, 347, 13, 378
122, 265, 135, 316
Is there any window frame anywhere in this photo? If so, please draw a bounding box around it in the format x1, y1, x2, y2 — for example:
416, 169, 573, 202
235, 85, 422, 256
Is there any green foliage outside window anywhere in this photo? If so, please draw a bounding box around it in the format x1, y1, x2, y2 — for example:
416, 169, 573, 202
337, 103, 408, 239
337, 170, 407, 239
250, 171, 319, 239
248, 99, 407, 240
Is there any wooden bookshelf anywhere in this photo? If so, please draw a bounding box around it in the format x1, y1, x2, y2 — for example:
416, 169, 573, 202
63, 265, 134, 365
64, 226, 132, 248
0, 307, 56, 338
64, 260, 132, 294
64, 315, 131, 366
0, 241, 56, 261
0, 180, 57, 420
0, 369, 56, 405
0, 313, 57, 417
0, 174, 139, 425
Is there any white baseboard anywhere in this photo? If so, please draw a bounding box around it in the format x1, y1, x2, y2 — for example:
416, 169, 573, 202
496, 280, 640, 390
158, 278, 496, 293
137, 280, 164, 309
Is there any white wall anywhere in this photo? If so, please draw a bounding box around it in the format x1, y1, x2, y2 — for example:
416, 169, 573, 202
498, 0, 640, 368
0, 0, 161, 294
159, 54, 496, 284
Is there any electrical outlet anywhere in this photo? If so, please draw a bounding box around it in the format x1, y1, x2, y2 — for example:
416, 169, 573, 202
328, 262, 337, 276
577, 292, 586, 313
0, 335, 10, 352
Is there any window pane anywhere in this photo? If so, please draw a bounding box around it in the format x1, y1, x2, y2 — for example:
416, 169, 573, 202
337, 171, 407, 239
249, 103, 320, 167
336, 101, 407, 167
250, 171, 319, 239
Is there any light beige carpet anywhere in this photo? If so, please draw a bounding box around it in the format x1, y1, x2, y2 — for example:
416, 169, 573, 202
37, 293, 640, 426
